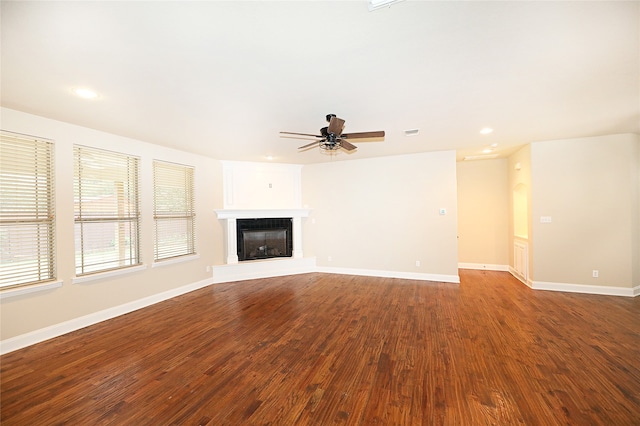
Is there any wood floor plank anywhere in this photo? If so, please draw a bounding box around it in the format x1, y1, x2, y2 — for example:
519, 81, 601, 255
2, 270, 640, 425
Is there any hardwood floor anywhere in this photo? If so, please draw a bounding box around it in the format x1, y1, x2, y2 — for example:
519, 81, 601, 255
2, 270, 639, 425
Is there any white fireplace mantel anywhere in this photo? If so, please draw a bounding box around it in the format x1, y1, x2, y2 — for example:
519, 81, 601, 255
215, 209, 310, 220
214, 209, 311, 264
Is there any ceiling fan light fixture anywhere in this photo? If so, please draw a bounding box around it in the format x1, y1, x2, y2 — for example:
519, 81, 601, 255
319, 143, 341, 155
368, 0, 404, 11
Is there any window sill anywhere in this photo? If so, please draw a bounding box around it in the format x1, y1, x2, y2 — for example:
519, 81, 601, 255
0, 280, 63, 301
72, 264, 147, 285
151, 254, 200, 268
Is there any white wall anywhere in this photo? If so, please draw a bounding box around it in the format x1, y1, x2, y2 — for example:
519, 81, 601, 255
456, 159, 509, 269
0, 108, 225, 345
221, 160, 302, 209
531, 133, 639, 290
634, 140, 640, 289
301, 151, 459, 282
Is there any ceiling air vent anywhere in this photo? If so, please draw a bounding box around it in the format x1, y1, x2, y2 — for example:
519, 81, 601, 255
404, 129, 420, 136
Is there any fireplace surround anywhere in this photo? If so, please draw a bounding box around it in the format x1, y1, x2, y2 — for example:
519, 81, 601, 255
215, 209, 310, 265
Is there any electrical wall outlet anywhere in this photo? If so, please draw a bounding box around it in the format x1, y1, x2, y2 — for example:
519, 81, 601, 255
415, 260, 421, 267
206, 265, 211, 272
328, 256, 332, 262
592, 270, 599, 278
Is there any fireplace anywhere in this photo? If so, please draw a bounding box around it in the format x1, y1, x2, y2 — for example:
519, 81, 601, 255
237, 218, 293, 261
215, 209, 310, 265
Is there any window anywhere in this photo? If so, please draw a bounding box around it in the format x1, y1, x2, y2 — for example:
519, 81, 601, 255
74, 145, 140, 275
153, 160, 195, 261
0, 131, 56, 289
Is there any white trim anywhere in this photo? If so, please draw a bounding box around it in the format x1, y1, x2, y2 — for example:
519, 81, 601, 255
0, 280, 63, 301
151, 254, 200, 268
531, 280, 638, 297
509, 267, 531, 286
316, 266, 460, 284
72, 264, 147, 284
212, 257, 316, 284
0, 277, 214, 355
458, 263, 509, 272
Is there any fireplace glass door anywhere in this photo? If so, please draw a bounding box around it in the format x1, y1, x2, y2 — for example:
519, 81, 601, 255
236, 218, 293, 261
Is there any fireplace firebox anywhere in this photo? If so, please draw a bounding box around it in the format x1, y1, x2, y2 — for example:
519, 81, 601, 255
236, 218, 293, 261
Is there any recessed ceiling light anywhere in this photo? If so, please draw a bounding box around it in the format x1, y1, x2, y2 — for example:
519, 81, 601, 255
490, 143, 498, 148
265, 156, 274, 161
480, 128, 493, 135
73, 88, 99, 99
482, 148, 493, 154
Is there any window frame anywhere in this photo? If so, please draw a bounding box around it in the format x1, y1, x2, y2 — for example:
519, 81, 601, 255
0, 130, 56, 290
153, 160, 196, 262
73, 145, 141, 276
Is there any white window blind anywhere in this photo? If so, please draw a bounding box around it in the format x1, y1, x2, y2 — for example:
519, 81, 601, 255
153, 160, 195, 261
0, 131, 56, 289
74, 145, 140, 276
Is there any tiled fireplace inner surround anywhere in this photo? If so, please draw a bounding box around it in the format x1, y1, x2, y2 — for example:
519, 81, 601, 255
213, 209, 314, 283
236, 218, 293, 261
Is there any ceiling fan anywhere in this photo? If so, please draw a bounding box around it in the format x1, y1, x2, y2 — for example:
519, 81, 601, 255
280, 114, 385, 152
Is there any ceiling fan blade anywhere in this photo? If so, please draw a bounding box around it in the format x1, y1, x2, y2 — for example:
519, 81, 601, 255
280, 131, 323, 138
340, 140, 357, 151
298, 140, 321, 149
327, 117, 345, 135
341, 131, 385, 139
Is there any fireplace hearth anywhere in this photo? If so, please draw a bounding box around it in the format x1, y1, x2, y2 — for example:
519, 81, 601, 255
237, 218, 293, 261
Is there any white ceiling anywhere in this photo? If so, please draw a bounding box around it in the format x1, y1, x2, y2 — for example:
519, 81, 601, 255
2, 1, 638, 164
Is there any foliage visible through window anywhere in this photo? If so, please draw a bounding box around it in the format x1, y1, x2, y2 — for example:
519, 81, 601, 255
0, 131, 56, 289
153, 160, 195, 261
74, 145, 140, 275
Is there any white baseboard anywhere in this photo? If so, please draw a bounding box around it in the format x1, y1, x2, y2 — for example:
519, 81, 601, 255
0, 277, 214, 355
508, 269, 637, 297
317, 266, 460, 284
458, 263, 509, 272
531, 280, 639, 298
211, 257, 317, 283
3, 261, 634, 354
508, 267, 531, 287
